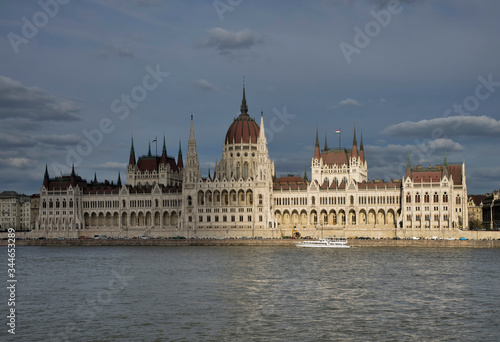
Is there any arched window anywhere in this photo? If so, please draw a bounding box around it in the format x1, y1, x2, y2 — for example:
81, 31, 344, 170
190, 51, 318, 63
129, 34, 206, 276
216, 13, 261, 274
433, 192, 439, 202
406, 193, 411, 203
415, 193, 420, 203
243, 162, 249, 180
456, 195, 461, 205
424, 193, 429, 203
236, 162, 240, 180
187, 196, 192, 206
258, 195, 263, 205
443, 192, 448, 203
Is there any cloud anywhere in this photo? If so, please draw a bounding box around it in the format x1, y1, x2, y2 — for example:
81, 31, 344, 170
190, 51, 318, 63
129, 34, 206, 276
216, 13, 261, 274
0, 76, 80, 122
94, 44, 134, 58
383, 115, 500, 138
38, 134, 82, 146
332, 98, 361, 108
0, 158, 36, 169
93, 162, 127, 170
366, 138, 463, 180
192, 79, 219, 92
196, 28, 263, 53
135, 0, 163, 6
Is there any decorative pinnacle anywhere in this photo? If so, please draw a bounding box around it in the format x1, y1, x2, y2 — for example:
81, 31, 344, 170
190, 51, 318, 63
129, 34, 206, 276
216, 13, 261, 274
240, 81, 248, 115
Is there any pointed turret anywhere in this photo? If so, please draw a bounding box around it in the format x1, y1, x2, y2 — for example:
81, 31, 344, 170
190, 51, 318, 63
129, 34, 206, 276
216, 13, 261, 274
93, 172, 97, 184
208, 167, 211, 181
324, 133, 328, 151
352, 126, 358, 158
304, 166, 308, 181
405, 153, 412, 180
314, 128, 320, 160
43, 164, 50, 188
359, 130, 365, 162
70, 164, 76, 187
129, 136, 136, 165
117, 172, 122, 187
147, 142, 152, 157
177, 140, 183, 169
257, 111, 267, 148
161, 135, 168, 164
442, 152, 449, 179
240, 81, 248, 115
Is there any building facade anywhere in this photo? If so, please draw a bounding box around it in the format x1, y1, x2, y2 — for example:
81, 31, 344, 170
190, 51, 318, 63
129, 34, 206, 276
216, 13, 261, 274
0, 191, 31, 231
34, 87, 468, 238
482, 190, 500, 230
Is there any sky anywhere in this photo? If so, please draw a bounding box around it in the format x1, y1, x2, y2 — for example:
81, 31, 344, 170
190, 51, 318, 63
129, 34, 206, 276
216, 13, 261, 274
0, 0, 499, 195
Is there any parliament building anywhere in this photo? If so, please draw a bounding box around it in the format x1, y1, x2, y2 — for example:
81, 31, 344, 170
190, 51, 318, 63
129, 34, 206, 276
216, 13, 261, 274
35, 87, 468, 238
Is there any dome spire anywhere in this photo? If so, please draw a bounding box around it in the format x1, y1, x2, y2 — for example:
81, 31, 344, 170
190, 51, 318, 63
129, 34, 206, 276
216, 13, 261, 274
240, 78, 248, 115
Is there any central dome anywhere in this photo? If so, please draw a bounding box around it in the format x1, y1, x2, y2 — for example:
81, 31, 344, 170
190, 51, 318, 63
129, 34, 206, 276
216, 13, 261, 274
224, 86, 260, 145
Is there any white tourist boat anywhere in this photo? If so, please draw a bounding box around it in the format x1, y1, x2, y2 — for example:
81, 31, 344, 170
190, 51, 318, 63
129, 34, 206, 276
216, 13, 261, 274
295, 237, 351, 248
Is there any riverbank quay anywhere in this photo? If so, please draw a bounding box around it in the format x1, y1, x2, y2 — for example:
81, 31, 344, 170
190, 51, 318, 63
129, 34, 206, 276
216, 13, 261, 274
2, 238, 500, 248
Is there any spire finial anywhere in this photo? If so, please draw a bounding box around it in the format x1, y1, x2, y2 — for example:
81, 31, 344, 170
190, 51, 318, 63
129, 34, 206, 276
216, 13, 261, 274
240, 79, 248, 115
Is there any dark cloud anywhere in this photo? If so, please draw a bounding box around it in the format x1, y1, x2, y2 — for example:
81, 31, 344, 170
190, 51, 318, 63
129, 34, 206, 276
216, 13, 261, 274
94, 44, 134, 58
0, 76, 80, 122
195, 28, 263, 53
383, 115, 500, 138
135, 0, 163, 6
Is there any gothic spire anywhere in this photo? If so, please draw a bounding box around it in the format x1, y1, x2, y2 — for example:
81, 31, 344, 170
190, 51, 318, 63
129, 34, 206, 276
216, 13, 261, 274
43, 164, 50, 188
314, 128, 320, 160
405, 153, 412, 179
442, 151, 449, 179
324, 132, 328, 151
240, 81, 248, 115
303, 166, 308, 181
161, 135, 168, 164
147, 141, 152, 157
129, 136, 136, 165
117, 172, 122, 187
359, 130, 365, 162
177, 140, 183, 169
352, 126, 358, 158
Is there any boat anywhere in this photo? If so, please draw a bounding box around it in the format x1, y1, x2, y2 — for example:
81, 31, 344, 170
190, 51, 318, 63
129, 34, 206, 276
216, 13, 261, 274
295, 237, 350, 248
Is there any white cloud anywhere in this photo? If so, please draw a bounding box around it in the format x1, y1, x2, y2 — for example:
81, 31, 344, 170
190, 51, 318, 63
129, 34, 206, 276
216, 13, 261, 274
196, 28, 263, 53
332, 98, 361, 109
383, 115, 500, 138
192, 79, 219, 92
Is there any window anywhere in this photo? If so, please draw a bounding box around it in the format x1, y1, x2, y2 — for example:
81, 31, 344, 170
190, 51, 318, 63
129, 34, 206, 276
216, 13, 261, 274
406, 193, 411, 203
424, 193, 429, 203
443, 192, 448, 203
415, 193, 420, 203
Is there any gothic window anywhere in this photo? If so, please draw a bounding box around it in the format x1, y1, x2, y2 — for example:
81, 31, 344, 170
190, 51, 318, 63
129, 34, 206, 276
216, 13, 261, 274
415, 193, 420, 203
187, 196, 192, 206
236, 162, 240, 180
456, 195, 461, 205
406, 193, 411, 203
258, 195, 263, 205
424, 193, 429, 203
443, 192, 448, 203
434, 192, 439, 202
243, 162, 249, 180
43, 200, 47, 209
49, 200, 53, 208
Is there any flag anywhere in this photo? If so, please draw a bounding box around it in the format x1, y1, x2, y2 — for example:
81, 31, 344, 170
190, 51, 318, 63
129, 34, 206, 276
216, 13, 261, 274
152, 137, 157, 142
335, 130, 341, 134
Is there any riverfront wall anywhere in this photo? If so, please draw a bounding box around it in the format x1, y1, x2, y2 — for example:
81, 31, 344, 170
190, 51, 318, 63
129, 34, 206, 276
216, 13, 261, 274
2, 237, 500, 248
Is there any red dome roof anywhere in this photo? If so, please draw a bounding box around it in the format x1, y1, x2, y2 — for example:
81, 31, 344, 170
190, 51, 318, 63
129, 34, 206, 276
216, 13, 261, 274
225, 113, 260, 144
224, 85, 260, 145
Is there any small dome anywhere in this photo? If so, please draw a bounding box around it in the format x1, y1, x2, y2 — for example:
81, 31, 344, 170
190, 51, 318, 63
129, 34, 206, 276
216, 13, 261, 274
225, 113, 260, 145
